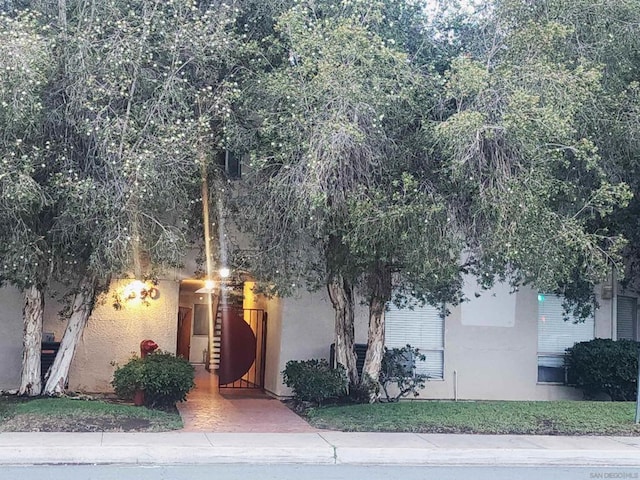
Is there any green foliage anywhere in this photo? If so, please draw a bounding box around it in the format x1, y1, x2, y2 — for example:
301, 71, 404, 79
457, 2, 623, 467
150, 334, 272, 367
565, 338, 639, 401
379, 345, 427, 402
0, 0, 246, 304
432, 1, 631, 317
282, 359, 348, 405
112, 352, 195, 408
111, 356, 145, 400
0, 9, 53, 289
234, 0, 441, 298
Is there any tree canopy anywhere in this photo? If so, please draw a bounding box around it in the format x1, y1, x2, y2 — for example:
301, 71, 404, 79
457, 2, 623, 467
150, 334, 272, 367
0, 0, 636, 397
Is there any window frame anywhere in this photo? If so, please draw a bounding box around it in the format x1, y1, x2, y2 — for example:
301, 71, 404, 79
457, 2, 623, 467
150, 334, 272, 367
616, 295, 638, 341
384, 299, 446, 381
536, 293, 595, 385
192, 303, 210, 336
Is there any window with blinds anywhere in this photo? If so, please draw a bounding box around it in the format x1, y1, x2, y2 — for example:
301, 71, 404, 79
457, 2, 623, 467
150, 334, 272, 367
537, 294, 594, 383
385, 301, 444, 379
616, 296, 637, 341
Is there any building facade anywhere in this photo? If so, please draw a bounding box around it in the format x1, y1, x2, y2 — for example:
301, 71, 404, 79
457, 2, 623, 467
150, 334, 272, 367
0, 270, 634, 401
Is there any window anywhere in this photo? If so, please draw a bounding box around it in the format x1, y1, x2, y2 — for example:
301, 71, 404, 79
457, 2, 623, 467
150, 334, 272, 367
537, 294, 594, 383
617, 296, 638, 341
192, 304, 211, 336
217, 150, 241, 179
385, 300, 444, 379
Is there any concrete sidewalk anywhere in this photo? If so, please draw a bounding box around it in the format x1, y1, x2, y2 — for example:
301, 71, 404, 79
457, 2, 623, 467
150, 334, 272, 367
1, 432, 640, 466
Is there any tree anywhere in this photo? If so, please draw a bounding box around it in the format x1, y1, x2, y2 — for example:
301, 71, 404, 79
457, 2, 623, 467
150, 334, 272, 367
0, 0, 243, 396
0, 9, 54, 395
41, 0, 243, 395
492, 0, 640, 421
232, 0, 443, 388
234, 0, 629, 401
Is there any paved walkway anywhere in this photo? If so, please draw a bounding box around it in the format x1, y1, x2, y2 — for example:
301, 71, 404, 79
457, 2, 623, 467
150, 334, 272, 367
1, 432, 640, 466
176, 366, 316, 433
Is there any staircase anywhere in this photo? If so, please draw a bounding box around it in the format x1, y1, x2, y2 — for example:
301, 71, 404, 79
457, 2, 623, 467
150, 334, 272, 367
208, 280, 244, 370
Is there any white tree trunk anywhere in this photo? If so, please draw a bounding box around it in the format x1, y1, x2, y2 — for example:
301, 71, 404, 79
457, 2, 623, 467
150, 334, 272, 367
44, 275, 97, 395
19, 285, 44, 396
362, 296, 385, 401
327, 274, 358, 386
362, 265, 392, 402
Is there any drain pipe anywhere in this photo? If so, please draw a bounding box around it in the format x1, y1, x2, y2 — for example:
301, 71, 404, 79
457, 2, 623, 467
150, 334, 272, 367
454, 370, 458, 401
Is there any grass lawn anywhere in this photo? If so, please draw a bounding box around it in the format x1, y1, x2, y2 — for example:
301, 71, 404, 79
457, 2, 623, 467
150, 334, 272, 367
305, 401, 640, 436
0, 396, 183, 432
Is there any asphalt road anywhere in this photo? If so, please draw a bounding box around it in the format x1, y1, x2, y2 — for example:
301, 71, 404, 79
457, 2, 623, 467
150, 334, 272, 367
2, 464, 640, 480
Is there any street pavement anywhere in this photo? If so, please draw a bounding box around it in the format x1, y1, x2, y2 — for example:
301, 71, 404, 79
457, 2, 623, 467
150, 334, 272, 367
1, 432, 640, 466
4, 464, 640, 480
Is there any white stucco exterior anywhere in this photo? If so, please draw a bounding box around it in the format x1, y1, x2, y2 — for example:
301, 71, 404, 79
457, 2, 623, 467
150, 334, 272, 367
44, 279, 180, 392
417, 285, 613, 401
0, 272, 623, 401
0, 286, 28, 390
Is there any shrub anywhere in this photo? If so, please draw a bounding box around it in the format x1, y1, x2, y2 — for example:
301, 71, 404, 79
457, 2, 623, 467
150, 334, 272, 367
565, 338, 638, 401
379, 345, 428, 402
282, 359, 347, 405
112, 351, 195, 408
111, 356, 145, 400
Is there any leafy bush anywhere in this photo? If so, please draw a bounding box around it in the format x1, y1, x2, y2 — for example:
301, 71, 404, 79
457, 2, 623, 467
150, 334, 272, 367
379, 345, 428, 402
112, 351, 195, 408
282, 359, 347, 405
111, 356, 145, 400
565, 338, 638, 401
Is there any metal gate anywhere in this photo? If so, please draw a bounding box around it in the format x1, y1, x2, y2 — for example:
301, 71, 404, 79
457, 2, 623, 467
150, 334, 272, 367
218, 308, 267, 389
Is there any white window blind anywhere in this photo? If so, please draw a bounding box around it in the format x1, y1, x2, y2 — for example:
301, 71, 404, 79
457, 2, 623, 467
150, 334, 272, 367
537, 293, 594, 383
385, 301, 444, 379
537, 294, 594, 355
617, 296, 637, 341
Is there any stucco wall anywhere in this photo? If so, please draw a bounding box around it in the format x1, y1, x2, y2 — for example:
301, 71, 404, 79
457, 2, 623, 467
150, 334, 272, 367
269, 283, 614, 401
0, 287, 27, 391
272, 289, 369, 397
262, 294, 284, 396
64, 279, 180, 392
411, 285, 612, 401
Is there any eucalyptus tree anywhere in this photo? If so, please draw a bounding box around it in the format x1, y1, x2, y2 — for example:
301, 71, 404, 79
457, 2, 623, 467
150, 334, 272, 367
0, 10, 54, 395
0, 0, 243, 396
40, 0, 246, 395
232, 0, 446, 387
497, 0, 640, 285
235, 0, 630, 400
346, 3, 630, 384
490, 0, 640, 421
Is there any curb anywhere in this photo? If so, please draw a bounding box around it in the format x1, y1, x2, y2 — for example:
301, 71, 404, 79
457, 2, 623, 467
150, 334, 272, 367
1, 432, 640, 467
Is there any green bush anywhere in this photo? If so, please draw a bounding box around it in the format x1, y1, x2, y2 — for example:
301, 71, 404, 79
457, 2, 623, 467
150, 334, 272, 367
111, 356, 145, 400
282, 359, 347, 405
379, 345, 428, 402
112, 351, 195, 408
565, 338, 638, 401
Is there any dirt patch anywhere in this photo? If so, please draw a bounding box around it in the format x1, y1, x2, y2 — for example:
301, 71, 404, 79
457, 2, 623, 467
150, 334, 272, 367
0, 413, 152, 432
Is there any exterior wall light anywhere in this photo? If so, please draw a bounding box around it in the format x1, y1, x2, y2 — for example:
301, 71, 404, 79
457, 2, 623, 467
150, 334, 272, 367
123, 280, 159, 301
219, 267, 231, 279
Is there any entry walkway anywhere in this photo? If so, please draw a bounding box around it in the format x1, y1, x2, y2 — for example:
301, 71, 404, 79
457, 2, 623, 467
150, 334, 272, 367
176, 366, 317, 433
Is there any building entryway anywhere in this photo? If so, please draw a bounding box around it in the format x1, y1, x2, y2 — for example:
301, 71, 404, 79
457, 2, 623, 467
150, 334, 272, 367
177, 279, 267, 390
177, 366, 317, 432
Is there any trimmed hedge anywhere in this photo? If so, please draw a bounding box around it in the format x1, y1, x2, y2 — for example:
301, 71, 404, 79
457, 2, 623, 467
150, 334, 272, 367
112, 351, 195, 408
282, 359, 347, 405
565, 338, 639, 401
